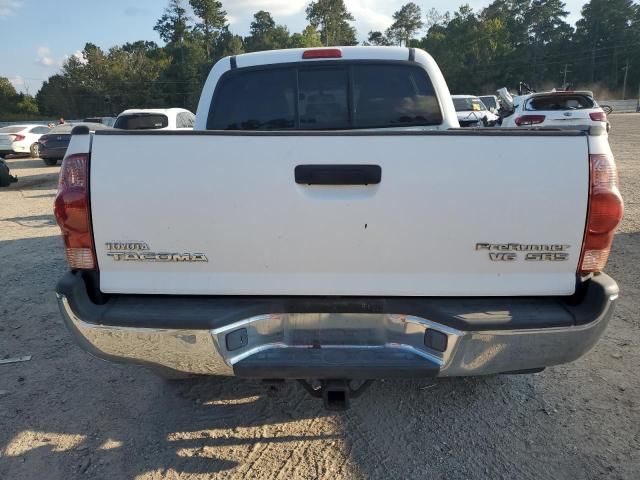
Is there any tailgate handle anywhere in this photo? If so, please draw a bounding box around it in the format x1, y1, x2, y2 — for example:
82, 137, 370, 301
295, 165, 381, 186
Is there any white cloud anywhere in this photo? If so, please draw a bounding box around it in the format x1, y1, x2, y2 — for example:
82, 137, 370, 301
7, 75, 24, 89
345, 0, 395, 33
223, 1, 399, 39
63, 50, 87, 65
224, 0, 396, 38
225, 0, 307, 20
35, 46, 85, 69
35, 46, 59, 67
0, 0, 22, 18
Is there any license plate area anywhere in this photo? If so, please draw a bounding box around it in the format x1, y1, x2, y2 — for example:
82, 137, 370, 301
211, 313, 462, 367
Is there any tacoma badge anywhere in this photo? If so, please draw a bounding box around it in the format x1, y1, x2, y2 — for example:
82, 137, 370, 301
105, 242, 208, 263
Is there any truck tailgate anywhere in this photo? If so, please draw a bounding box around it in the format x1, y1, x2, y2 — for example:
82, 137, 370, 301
90, 131, 589, 296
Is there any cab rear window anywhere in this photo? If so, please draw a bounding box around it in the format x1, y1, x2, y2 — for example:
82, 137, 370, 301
526, 95, 595, 111
207, 63, 443, 130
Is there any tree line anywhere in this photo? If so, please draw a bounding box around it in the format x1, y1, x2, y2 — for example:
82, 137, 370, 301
1, 0, 639, 119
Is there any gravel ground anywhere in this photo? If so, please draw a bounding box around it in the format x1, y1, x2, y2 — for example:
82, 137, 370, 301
0, 116, 639, 480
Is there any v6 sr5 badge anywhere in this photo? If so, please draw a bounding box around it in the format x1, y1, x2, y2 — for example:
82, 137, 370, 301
475, 243, 570, 262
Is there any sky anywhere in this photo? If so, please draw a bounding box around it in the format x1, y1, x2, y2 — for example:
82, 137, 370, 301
0, 0, 588, 94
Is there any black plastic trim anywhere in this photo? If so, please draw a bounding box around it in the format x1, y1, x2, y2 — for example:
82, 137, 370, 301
230, 56, 237, 69
408, 48, 416, 62
295, 164, 381, 185
56, 272, 618, 332
94, 128, 587, 137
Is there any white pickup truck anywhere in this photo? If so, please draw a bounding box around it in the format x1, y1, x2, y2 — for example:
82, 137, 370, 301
55, 47, 623, 409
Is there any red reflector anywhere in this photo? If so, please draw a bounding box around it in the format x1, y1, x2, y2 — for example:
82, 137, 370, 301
590, 111, 607, 122
514, 115, 546, 126
579, 154, 624, 273
587, 191, 624, 234
302, 49, 342, 59
54, 153, 96, 270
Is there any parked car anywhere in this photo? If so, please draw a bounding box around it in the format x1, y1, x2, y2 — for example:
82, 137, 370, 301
55, 46, 622, 410
83, 117, 116, 127
39, 122, 109, 166
500, 91, 609, 129
0, 124, 51, 158
114, 108, 195, 130
478, 95, 500, 113
452, 95, 499, 127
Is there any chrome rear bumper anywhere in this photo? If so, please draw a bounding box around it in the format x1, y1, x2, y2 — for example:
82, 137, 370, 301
56, 273, 618, 379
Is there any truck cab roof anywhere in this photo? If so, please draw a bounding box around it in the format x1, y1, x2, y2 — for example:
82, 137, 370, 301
195, 46, 460, 131
230, 46, 414, 68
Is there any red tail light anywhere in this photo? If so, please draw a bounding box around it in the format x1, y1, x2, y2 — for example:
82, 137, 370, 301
579, 154, 624, 273
54, 153, 96, 270
10, 134, 25, 142
589, 111, 607, 122
303, 49, 342, 59
514, 115, 546, 126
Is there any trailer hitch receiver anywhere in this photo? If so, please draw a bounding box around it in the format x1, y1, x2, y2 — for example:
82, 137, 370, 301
297, 379, 374, 411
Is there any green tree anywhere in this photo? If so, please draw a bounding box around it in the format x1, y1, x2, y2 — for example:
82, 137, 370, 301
425, 8, 450, 30
421, 5, 512, 93
215, 26, 245, 57
0, 77, 18, 115
574, 0, 640, 89
250, 10, 276, 35
386, 3, 423, 47
154, 0, 191, 44
365, 31, 392, 46
289, 25, 324, 48
189, 0, 227, 60
16, 94, 39, 115
524, 0, 573, 84
245, 11, 291, 51
0, 77, 16, 97
36, 75, 71, 117
306, 0, 358, 46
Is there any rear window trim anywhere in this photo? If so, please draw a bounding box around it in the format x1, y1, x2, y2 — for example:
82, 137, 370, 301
525, 94, 596, 112
207, 59, 444, 131
0, 126, 27, 134
115, 113, 169, 130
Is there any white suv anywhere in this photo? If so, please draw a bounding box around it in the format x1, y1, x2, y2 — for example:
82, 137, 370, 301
501, 91, 609, 129
0, 124, 51, 158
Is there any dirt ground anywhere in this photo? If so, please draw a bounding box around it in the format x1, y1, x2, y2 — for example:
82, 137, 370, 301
0, 116, 638, 480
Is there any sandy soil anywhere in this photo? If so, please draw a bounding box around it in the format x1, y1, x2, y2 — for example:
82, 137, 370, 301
0, 116, 638, 480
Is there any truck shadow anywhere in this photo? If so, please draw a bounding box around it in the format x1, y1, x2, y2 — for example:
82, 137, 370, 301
0, 232, 638, 479
1, 363, 527, 478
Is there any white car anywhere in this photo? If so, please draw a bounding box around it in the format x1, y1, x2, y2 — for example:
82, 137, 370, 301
451, 95, 499, 127
478, 95, 500, 113
114, 108, 195, 130
0, 124, 51, 158
501, 91, 609, 129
